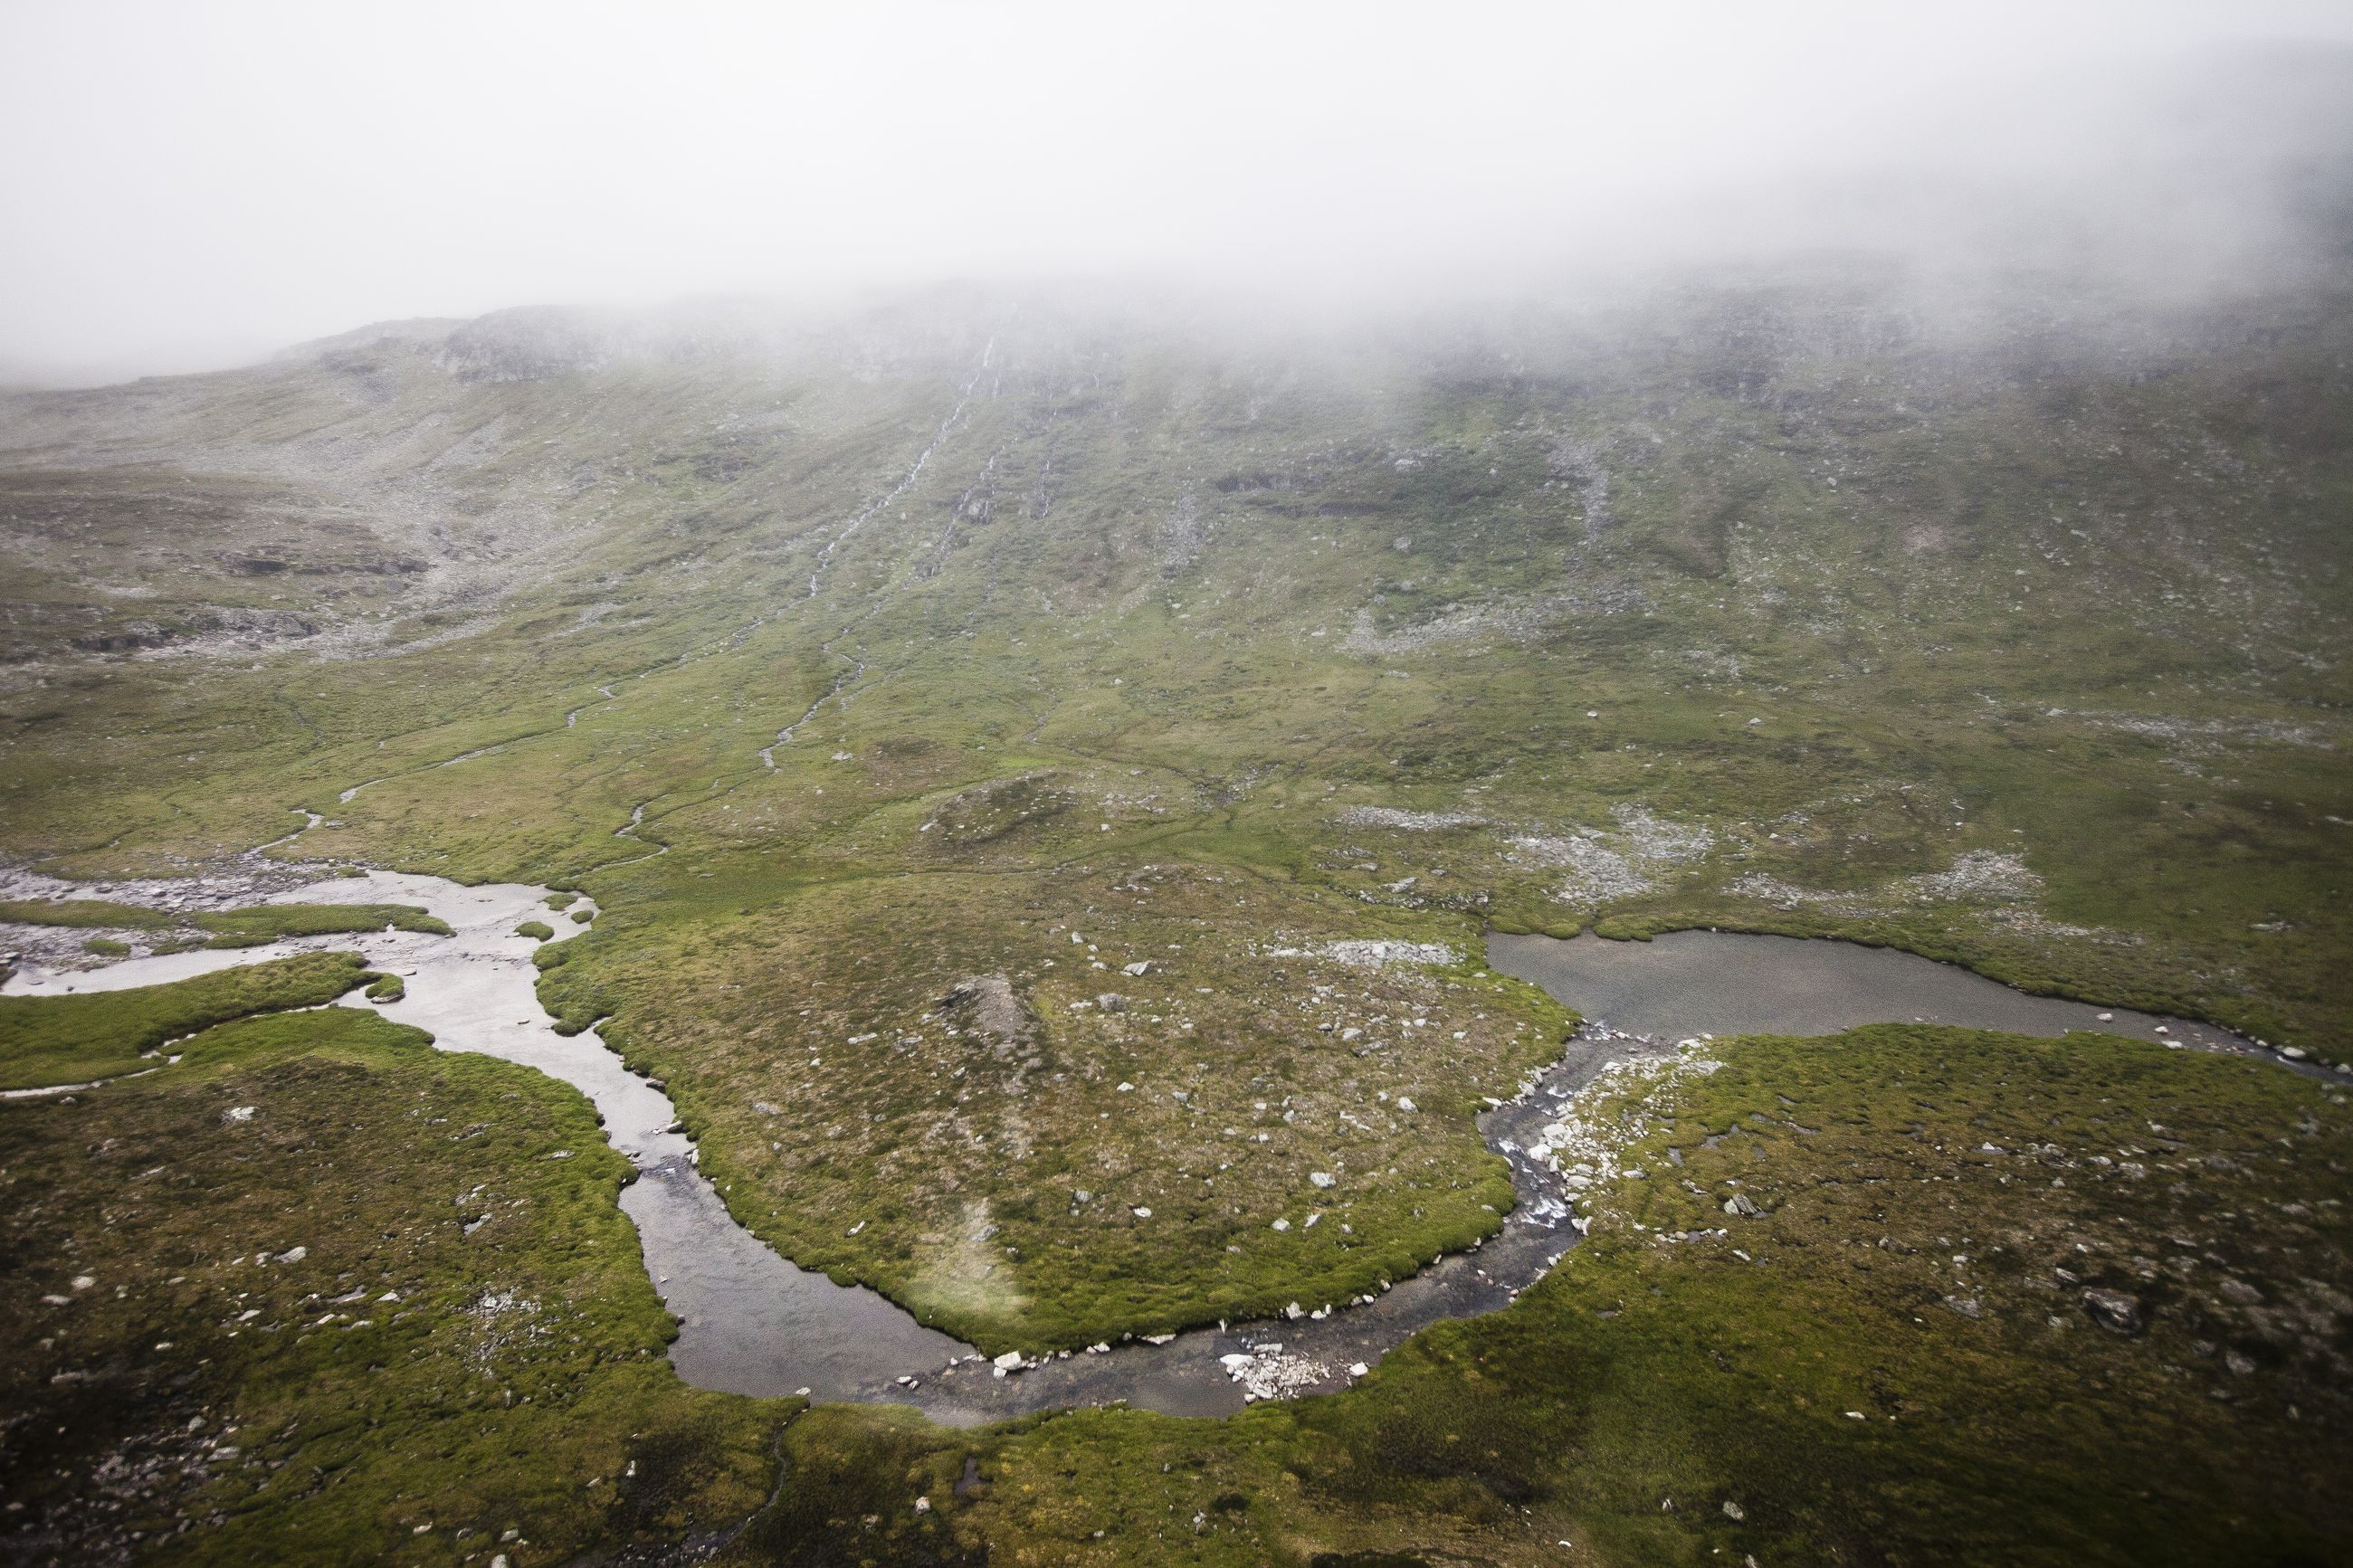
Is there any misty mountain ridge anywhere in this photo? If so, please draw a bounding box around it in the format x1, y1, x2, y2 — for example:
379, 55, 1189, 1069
3, 21, 2352, 1568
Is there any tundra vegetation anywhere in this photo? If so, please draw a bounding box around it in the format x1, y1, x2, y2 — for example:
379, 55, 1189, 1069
2, 239, 2348, 1560
0, 1008, 776, 1565
0, 952, 380, 1088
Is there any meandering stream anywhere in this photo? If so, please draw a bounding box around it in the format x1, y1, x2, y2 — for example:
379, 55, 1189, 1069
4, 870, 2307, 1426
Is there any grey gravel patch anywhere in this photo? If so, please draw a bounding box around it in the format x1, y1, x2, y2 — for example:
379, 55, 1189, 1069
1508, 805, 1716, 908
1331, 806, 1488, 832
1905, 850, 2043, 903
1263, 939, 1460, 971
1341, 585, 1643, 655
2044, 709, 2336, 751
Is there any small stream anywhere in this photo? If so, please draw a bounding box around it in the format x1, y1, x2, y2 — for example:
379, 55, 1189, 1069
4, 871, 2310, 1426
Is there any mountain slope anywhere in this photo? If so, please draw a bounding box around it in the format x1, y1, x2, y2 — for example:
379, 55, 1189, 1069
3, 256, 2350, 1563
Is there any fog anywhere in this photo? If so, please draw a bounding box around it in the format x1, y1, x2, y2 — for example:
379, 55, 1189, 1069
3, 1, 2349, 385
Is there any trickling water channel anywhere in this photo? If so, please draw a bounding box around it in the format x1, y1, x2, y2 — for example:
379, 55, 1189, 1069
4, 869, 2308, 1426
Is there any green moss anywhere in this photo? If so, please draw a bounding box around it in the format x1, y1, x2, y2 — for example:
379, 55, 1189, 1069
728, 1405, 981, 1565
515, 919, 556, 940
364, 973, 405, 1002
570, 908, 595, 923
556, 862, 1573, 1351
0, 952, 377, 1089
81, 936, 131, 957
193, 903, 453, 948
0, 898, 173, 930
767, 1024, 2353, 1568
0, 1005, 785, 1563
0, 899, 454, 947
532, 939, 614, 1036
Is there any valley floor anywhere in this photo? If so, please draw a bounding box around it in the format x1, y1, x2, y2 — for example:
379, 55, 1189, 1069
3, 274, 2349, 1563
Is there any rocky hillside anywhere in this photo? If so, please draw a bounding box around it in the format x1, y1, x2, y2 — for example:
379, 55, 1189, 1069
3, 215, 2351, 1567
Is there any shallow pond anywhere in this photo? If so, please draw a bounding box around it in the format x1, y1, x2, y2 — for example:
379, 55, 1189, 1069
1485, 927, 2266, 1055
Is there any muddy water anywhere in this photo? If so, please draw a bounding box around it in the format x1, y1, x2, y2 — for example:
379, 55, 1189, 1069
6, 876, 2304, 1428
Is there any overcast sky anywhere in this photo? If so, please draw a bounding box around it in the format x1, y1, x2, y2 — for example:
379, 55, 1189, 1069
3, 0, 2349, 383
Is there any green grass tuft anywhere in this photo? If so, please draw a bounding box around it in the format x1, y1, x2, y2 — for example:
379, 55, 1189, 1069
193, 903, 452, 947
0, 953, 376, 1088
0, 898, 175, 930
